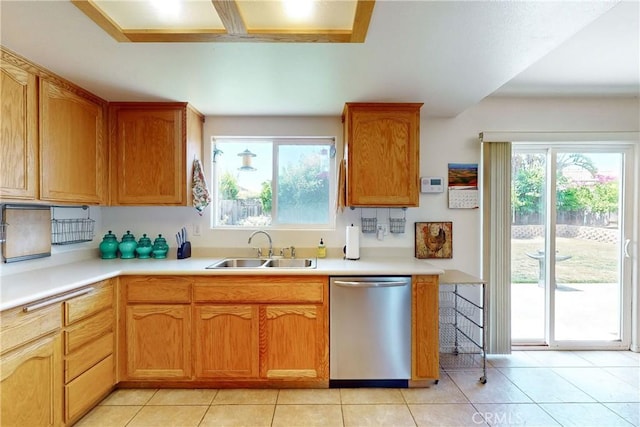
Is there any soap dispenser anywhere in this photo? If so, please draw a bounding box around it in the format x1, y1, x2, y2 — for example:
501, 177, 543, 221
317, 238, 326, 258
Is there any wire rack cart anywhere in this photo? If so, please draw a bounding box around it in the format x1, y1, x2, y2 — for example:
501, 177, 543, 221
439, 269, 487, 384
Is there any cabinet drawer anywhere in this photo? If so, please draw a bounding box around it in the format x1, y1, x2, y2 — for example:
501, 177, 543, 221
63, 309, 112, 355
65, 332, 113, 383
64, 281, 113, 326
194, 276, 326, 303
125, 276, 192, 303
1, 303, 60, 355
65, 354, 114, 422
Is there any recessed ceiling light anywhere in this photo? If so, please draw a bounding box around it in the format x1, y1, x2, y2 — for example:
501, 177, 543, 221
283, 0, 314, 20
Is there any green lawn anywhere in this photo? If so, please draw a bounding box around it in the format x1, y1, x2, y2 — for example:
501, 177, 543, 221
512, 237, 618, 284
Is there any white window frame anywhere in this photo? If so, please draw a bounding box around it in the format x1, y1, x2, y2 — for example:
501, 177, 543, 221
211, 136, 337, 230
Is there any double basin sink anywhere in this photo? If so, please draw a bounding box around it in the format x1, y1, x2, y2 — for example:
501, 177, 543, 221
206, 257, 316, 269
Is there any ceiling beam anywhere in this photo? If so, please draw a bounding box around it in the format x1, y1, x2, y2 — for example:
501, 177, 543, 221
124, 30, 352, 43
211, 0, 247, 35
71, 0, 130, 42
351, 0, 375, 43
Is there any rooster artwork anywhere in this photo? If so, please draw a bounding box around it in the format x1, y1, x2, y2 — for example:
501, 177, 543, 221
415, 222, 453, 259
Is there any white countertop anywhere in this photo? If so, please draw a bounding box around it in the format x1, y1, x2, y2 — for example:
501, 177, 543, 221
0, 256, 444, 311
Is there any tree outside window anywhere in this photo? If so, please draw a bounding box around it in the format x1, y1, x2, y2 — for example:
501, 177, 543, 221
213, 138, 335, 228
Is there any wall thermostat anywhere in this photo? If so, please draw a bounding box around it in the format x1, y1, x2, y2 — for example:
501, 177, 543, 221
421, 176, 444, 193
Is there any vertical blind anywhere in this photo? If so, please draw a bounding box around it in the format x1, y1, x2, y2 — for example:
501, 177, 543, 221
480, 136, 512, 354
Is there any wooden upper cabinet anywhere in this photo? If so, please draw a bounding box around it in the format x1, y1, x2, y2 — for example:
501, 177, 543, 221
0, 61, 38, 200
1, 47, 107, 205
109, 102, 204, 206
343, 102, 422, 207
40, 80, 107, 204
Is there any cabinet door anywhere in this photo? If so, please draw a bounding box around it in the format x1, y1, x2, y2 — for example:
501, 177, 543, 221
0, 62, 38, 200
194, 305, 259, 378
0, 334, 61, 427
126, 304, 191, 379
40, 80, 106, 204
111, 107, 184, 205
412, 275, 439, 380
345, 103, 421, 207
262, 305, 328, 379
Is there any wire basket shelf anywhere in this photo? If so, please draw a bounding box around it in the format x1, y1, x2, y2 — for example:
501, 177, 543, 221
439, 351, 486, 371
51, 206, 95, 245
361, 217, 377, 233
388, 208, 407, 234
389, 218, 406, 233
438, 281, 487, 382
51, 218, 95, 245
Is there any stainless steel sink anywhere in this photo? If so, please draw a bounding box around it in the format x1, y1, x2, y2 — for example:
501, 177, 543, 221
265, 258, 316, 268
206, 257, 316, 269
206, 258, 268, 269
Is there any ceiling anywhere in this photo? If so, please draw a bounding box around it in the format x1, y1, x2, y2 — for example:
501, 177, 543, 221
1, 1, 638, 117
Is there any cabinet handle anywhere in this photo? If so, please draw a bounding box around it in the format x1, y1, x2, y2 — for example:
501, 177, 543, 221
333, 280, 409, 288
23, 287, 94, 312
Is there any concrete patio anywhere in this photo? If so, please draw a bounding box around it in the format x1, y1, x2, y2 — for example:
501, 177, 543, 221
512, 282, 621, 343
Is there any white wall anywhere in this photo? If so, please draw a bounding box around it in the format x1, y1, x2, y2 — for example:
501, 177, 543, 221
93, 96, 640, 278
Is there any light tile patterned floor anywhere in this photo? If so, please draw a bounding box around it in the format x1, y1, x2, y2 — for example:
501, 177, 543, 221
76, 351, 639, 427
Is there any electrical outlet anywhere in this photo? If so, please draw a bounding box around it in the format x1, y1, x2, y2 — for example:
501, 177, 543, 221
193, 224, 201, 236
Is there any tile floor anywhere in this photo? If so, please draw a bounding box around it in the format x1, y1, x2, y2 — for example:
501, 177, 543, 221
76, 351, 639, 427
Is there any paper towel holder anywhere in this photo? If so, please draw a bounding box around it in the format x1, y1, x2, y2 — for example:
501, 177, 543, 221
345, 224, 361, 261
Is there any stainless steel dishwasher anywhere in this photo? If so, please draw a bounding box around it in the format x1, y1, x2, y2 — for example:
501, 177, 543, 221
329, 276, 411, 387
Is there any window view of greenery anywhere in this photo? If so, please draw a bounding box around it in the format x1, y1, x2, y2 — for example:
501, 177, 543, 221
511, 152, 620, 284
214, 139, 333, 227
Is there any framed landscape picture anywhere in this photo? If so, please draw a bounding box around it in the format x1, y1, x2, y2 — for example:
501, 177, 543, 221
415, 222, 453, 259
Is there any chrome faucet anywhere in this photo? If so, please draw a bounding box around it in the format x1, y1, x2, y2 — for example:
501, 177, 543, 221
279, 246, 296, 259
248, 230, 273, 258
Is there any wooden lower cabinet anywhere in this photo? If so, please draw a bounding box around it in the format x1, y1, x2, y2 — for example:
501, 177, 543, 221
0, 334, 62, 427
1, 296, 62, 426
126, 304, 192, 379
121, 276, 328, 385
62, 280, 116, 425
193, 276, 328, 383
194, 305, 259, 378
412, 275, 440, 381
263, 304, 327, 379
121, 276, 193, 381
65, 355, 114, 422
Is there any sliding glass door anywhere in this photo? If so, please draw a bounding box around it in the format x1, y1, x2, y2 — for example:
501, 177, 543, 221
511, 144, 633, 348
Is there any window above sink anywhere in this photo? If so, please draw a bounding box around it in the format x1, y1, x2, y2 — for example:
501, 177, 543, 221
211, 137, 337, 230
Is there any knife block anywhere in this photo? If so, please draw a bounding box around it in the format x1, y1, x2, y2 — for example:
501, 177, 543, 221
177, 241, 191, 259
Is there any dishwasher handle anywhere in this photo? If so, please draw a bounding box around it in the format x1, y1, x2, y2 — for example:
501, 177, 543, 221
333, 280, 409, 288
